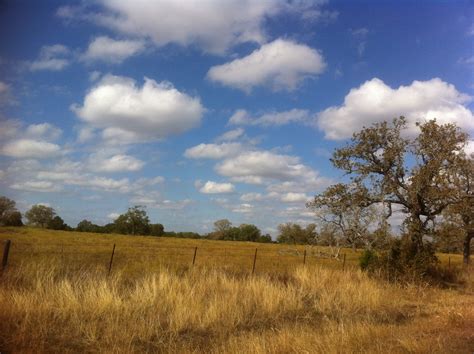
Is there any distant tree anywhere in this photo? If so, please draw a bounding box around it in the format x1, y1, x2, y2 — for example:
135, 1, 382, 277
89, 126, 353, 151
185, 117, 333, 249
76, 219, 100, 233
150, 223, 165, 236
237, 224, 261, 242
47, 216, 68, 230
2, 211, 23, 226
257, 233, 273, 243
113, 206, 150, 235
277, 223, 317, 245
25, 205, 55, 228
0, 196, 22, 226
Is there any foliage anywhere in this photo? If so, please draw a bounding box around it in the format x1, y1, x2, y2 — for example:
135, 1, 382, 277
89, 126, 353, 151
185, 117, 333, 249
309, 118, 470, 270
25, 205, 55, 228
359, 249, 378, 271
2, 211, 23, 226
208, 220, 269, 242
0, 196, 22, 226
113, 206, 150, 235
47, 216, 70, 230
277, 223, 317, 244
150, 223, 165, 237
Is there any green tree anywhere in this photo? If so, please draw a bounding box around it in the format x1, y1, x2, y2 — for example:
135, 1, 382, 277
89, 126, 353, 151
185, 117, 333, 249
238, 224, 261, 242
47, 216, 68, 230
277, 223, 317, 245
150, 223, 165, 236
76, 219, 100, 233
113, 206, 150, 235
2, 211, 23, 226
25, 204, 55, 228
0, 196, 22, 226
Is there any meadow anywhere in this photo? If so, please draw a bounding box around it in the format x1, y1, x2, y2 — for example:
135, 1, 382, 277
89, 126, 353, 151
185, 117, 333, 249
0, 227, 472, 353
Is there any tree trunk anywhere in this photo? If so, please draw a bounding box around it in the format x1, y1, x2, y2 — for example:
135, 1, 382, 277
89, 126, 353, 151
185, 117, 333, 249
463, 230, 473, 265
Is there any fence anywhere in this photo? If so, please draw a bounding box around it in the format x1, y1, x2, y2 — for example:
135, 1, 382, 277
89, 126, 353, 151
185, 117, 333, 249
1, 239, 353, 276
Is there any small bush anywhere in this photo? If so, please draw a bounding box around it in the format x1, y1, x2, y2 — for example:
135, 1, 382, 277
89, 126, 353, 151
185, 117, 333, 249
359, 249, 378, 271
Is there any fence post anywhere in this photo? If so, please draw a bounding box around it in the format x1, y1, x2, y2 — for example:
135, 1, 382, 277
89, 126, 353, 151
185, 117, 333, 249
252, 248, 258, 274
192, 246, 198, 266
108, 244, 116, 276
342, 253, 346, 271
448, 256, 451, 271
2, 240, 11, 271
303, 249, 307, 266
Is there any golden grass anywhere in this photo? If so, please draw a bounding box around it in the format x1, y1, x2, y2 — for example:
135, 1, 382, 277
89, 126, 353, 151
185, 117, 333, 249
0, 227, 472, 353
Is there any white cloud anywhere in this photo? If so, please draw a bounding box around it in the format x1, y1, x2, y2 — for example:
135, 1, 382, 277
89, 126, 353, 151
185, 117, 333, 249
232, 203, 254, 213
25, 123, 62, 140
82, 36, 146, 63
207, 39, 326, 92
1, 139, 61, 159
280, 192, 310, 203
184, 142, 243, 159
317, 78, 474, 140
0, 81, 14, 105
10, 180, 62, 193
73, 75, 204, 144
89, 154, 145, 172
229, 108, 310, 126
29, 44, 70, 71
108, 212, 120, 219
240, 192, 264, 202
58, 1, 328, 54
199, 181, 235, 194
466, 140, 474, 157
215, 128, 245, 142
216, 151, 311, 183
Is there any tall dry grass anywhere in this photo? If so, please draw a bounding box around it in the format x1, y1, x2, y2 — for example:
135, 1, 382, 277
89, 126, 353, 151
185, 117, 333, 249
1, 262, 473, 353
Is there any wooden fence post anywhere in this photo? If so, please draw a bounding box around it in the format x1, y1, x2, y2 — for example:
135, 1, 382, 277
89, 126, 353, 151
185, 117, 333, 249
108, 244, 116, 276
252, 248, 258, 274
448, 256, 451, 271
192, 247, 198, 266
2, 240, 11, 271
303, 249, 307, 266
342, 253, 346, 271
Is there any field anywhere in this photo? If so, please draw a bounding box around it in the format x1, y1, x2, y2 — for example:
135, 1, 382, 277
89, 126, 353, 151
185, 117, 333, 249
0, 227, 473, 353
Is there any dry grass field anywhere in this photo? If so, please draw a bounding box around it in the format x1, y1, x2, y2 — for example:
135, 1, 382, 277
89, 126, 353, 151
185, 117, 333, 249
0, 227, 473, 353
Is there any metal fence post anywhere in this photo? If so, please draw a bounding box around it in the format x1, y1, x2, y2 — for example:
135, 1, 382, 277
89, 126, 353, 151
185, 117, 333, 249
252, 248, 258, 274
192, 246, 198, 266
108, 244, 116, 276
2, 240, 11, 271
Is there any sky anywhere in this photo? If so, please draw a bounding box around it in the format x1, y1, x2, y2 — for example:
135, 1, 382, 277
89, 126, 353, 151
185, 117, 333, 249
0, 0, 473, 236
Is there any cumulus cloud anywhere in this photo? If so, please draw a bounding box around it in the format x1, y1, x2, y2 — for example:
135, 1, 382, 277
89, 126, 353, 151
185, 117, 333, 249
199, 181, 235, 194
10, 180, 62, 193
280, 192, 311, 203
0, 81, 14, 105
58, 0, 329, 54
81, 36, 146, 63
216, 151, 311, 183
88, 154, 145, 172
208, 39, 326, 92
29, 44, 70, 71
0, 121, 63, 159
1, 139, 61, 159
72, 75, 204, 143
228, 108, 311, 126
317, 78, 474, 140
215, 128, 245, 142
184, 142, 243, 159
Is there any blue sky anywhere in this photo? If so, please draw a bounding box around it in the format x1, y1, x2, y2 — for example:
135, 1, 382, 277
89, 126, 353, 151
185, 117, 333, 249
0, 0, 473, 235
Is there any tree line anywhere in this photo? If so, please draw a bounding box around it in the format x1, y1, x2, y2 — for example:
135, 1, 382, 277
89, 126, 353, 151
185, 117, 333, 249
1, 118, 472, 273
